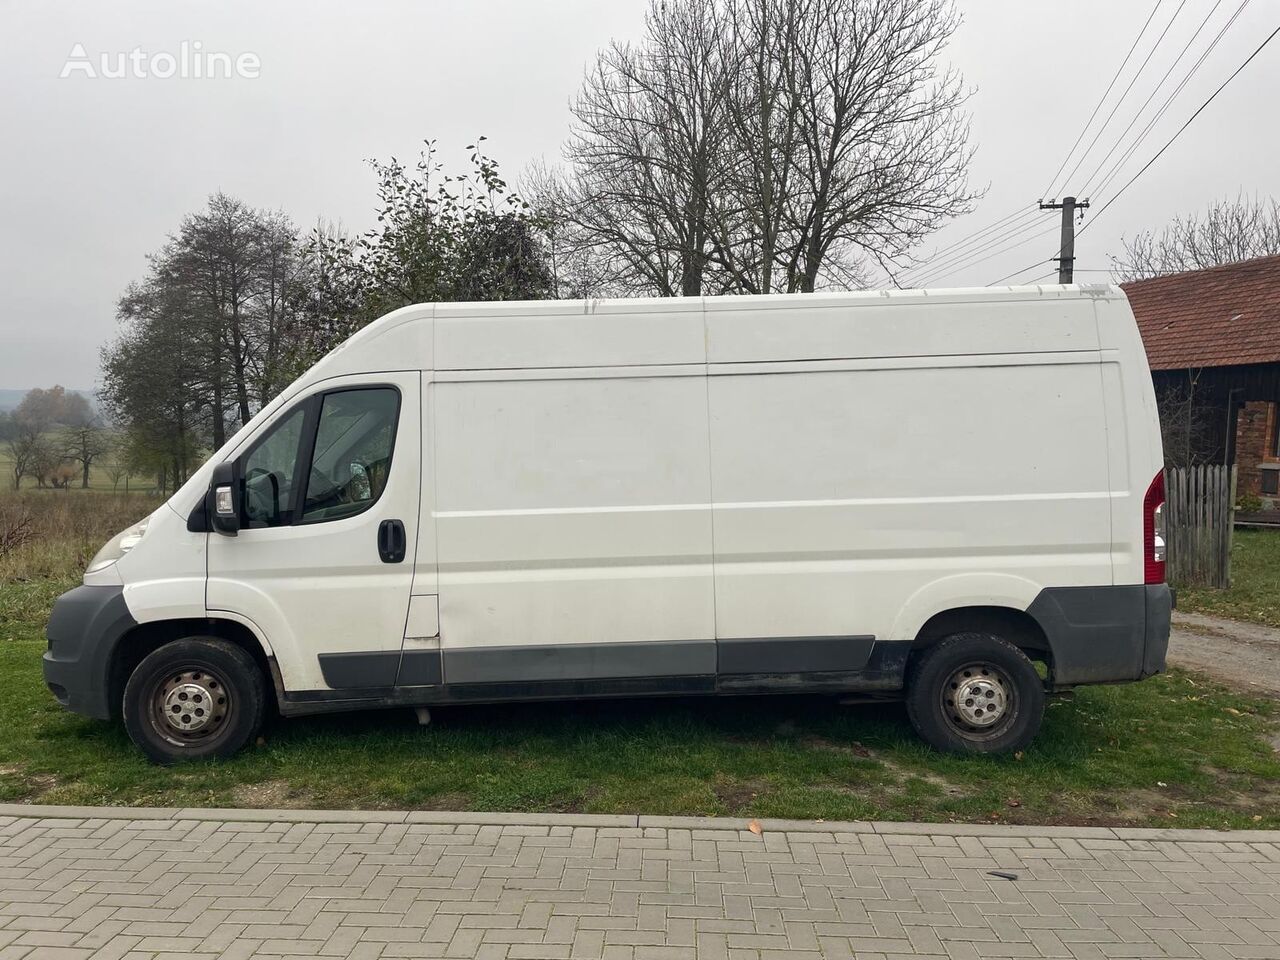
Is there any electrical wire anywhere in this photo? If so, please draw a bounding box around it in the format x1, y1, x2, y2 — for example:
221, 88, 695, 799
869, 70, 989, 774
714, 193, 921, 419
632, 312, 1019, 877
920, 223, 1059, 287
1088, 0, 1253, 198
901, 208, 1042, 286
1054, 0, 1192, 195
902, 0, 1266, 291
906, 213, 1048, 287
1078, 0, 1233, 195
988, 258, 1058, 287
898, 206, 1038, 286
913, 0, 1182, 289
1042, 0, 1166, 199
987, 11, 1275, 289
1082, 23, 1280, 231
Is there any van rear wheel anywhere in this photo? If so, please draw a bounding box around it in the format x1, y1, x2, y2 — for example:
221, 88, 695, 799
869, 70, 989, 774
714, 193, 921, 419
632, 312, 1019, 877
905, 632, 1044, 754
123, 638, 266, 764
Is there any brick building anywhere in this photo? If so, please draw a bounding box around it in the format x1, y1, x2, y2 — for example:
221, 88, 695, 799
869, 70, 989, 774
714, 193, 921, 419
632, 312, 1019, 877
1122, 254, 1280, 505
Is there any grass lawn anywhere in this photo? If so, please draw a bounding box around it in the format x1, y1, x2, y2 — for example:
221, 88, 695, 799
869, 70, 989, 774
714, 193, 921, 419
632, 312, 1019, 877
2, 490, 1279, 827
1178, 527, 1280, 628
2, 575, 1279, 828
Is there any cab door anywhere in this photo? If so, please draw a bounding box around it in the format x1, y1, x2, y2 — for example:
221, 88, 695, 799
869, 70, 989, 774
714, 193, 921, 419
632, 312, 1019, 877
206, 372, 421, 694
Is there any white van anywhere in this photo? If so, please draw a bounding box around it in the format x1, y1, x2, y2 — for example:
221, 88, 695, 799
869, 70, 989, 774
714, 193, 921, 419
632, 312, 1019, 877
46, 285, 1171, 763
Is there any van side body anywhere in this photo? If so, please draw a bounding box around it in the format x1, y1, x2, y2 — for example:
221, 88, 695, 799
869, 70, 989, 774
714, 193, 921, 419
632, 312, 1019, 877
44, 285, 1172, 759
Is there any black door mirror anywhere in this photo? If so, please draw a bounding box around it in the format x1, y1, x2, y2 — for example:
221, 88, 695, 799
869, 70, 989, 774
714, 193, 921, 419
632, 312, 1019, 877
208, 461, 241, 536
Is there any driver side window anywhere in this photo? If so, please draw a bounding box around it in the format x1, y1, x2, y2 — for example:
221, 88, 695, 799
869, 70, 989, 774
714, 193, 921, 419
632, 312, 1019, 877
236, 386, 400, 530
240, 405, 307, 529
301, 388, 399, 523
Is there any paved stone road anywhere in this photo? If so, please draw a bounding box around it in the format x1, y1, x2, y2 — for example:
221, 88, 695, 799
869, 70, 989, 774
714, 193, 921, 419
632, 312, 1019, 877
2, 806, 1279, 959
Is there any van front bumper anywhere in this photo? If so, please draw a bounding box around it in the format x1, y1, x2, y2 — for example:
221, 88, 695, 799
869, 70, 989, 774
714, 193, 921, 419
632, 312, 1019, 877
1028, 583, 1172, 686
43, 585, 136, 720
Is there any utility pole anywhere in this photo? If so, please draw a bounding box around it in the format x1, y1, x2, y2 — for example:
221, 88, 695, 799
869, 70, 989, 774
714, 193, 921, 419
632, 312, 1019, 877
1038, 196, 1090, 283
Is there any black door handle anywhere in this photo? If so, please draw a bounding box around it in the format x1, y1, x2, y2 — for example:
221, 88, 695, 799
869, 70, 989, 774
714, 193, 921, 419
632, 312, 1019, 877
378, 519, 406, 563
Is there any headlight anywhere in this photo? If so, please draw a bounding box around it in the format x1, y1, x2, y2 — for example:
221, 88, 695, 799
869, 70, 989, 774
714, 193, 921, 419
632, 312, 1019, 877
86, 517, 150, 575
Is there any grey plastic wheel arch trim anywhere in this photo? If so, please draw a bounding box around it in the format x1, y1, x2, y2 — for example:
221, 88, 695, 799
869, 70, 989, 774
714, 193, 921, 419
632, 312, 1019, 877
1026, 583, 1172, 686
43, 584, 138, 720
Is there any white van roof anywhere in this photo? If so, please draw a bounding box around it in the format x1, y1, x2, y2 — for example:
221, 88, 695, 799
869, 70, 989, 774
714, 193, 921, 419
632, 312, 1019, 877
314, 284, 1124, 378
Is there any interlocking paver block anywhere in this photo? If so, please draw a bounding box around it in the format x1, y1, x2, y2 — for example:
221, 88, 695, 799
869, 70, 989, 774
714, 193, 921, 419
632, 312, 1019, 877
0, 811, 1278, 958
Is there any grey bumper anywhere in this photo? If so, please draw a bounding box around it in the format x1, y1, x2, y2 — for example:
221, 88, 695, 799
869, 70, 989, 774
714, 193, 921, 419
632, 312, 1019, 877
43, 585, 136, 720
1027, 583, 1172, 686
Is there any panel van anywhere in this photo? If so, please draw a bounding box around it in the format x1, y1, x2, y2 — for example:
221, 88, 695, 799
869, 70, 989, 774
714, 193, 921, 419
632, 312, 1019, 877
45, 285, 1172, 763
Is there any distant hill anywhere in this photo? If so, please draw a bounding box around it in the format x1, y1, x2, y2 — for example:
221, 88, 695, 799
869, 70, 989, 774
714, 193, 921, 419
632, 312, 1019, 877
0, 388, 98, 414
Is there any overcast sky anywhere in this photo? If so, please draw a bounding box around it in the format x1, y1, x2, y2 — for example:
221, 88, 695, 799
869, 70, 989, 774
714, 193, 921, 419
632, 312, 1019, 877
0, 0, 1276, 390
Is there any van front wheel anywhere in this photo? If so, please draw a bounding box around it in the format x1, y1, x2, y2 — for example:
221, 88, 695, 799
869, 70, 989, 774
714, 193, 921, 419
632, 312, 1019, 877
905, 633, 1044, 755
123, 638, 266, 764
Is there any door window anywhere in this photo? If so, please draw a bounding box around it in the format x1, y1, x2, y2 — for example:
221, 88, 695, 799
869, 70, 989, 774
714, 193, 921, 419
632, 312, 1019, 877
236, 386, 400, 528
240, 405, 307, 528
301, 388, 400, 522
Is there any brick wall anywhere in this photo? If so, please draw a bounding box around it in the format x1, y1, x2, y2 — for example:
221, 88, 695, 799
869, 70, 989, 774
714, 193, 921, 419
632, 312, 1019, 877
1235, 400, 1278, 500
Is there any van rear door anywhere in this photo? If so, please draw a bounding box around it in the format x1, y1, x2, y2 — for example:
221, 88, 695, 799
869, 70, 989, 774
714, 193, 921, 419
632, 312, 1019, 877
206, 372, 422, 694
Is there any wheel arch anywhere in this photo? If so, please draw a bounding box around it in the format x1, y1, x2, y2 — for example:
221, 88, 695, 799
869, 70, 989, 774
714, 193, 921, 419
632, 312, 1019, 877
911, 605, 1052, 668
108, 617, 278, 720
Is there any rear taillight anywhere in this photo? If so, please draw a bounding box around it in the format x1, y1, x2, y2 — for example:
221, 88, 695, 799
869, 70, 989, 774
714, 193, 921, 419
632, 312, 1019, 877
1144, 471, 1166, 584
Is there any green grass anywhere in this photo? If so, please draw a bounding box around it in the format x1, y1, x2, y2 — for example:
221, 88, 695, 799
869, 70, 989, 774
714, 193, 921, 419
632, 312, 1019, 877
0, 437, 148, 493
1178, 528, 1280, 628
2, 573, 1279, 827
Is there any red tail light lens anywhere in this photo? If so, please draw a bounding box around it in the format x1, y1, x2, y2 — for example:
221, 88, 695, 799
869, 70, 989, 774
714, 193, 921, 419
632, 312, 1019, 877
1144, 471, 1166, 584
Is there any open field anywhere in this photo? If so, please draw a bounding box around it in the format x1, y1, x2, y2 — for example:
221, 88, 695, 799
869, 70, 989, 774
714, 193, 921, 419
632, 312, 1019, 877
0, 491, 155, 582
0, 453, 145, 494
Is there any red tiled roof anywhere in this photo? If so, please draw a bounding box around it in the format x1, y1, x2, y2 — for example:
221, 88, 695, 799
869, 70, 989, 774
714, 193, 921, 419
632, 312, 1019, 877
1121, 254, 1280, 370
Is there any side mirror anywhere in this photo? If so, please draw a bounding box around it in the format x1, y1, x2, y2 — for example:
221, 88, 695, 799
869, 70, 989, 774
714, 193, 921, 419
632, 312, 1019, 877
208, 461, 241, 536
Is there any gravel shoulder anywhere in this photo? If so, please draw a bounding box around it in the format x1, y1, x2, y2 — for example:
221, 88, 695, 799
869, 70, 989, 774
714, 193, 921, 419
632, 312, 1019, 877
1169, 610, 1280, 696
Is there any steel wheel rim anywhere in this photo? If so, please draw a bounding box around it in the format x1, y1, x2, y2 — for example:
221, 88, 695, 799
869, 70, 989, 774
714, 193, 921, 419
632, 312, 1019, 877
941, 661, 1015, 740
147, 664, 234, 747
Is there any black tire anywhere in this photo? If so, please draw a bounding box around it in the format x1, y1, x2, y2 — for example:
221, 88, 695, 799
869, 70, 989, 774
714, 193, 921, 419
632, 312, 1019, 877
123, 638, 267, 764
905, 632, 1044, 755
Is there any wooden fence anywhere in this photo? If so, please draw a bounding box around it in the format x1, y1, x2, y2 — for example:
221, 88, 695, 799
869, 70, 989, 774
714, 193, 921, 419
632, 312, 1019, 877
1164, 465, 1236, 589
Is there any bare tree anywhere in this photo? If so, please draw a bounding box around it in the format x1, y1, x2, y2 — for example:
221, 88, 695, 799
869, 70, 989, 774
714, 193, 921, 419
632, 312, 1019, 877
555, 0, 977, 296
6, 422, 46, 490
1113, 194, 1280, 281
31, 437, 68, 489
63, 422, 110, 489
1156, 378, 1219, 468
521, 160, 616, 299
102, 451, 130, 494
562, 0, 734, 296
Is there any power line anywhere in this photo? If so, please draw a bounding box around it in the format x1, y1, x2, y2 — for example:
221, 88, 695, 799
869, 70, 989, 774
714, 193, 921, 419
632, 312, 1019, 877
1079, 0, 1232, 195
1042, 0, 1166, 199
900, 0, 1256, 291
1054, 0, 1192, 194
902, 208, 1042, 286
920, 223, 1059, 287
967, 0, 1185, 288
901, 0, 1177, 290
1084, 22, 1280, 230
988, 258, 1059, 286
1089, 0, 1253, 198
899, 206, 1037, 285
988, 10, 1275, 290
906, 214, 1047, 287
